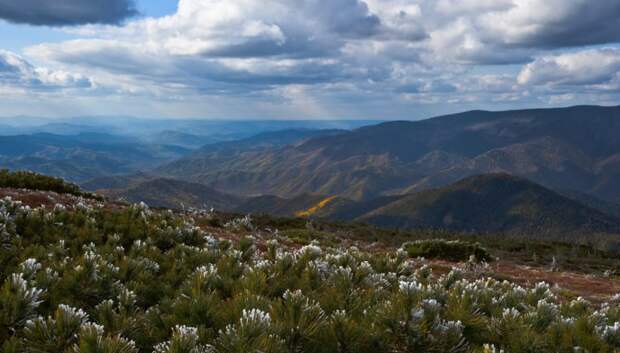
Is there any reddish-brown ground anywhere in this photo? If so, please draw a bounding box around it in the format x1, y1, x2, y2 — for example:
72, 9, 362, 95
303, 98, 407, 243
0, 188, 125, 210
421, 259, 620, 302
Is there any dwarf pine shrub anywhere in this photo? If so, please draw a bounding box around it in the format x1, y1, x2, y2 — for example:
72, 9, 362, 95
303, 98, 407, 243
402, 239, 492, 262
0, 196, 618, 353
0, 170, 100, 199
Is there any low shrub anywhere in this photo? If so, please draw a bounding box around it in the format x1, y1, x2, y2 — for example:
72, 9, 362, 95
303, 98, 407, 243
402, 239, 492, 262
0, 169, 100, 199
1, 195, 619, 353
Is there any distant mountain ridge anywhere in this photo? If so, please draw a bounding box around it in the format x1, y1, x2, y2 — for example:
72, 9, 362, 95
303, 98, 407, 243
6, 105, 620, 237
193, 128, 346, 155
0, 117, 376, 139
83, 128, 345, 191
354, 174, 620, 235
0, 127, 353, 184
156, 105, 620, 203
0, 133, 190, 182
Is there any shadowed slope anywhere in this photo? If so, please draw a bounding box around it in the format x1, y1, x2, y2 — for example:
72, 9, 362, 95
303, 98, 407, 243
359, 174, 620, 235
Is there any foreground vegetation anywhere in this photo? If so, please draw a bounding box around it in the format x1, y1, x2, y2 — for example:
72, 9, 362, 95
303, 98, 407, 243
0, 170, 99, 200
1, 189, 620, 353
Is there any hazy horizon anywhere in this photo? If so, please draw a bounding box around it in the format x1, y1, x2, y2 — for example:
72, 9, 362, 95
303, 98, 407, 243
2, 103, 619, 124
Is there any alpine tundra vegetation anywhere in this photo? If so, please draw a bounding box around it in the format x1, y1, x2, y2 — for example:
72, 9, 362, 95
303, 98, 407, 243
1, 174, 620, 353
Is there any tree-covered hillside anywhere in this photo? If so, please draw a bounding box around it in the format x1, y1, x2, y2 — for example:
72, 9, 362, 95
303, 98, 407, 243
155, 105, 620, 203
358, 174, 620, 236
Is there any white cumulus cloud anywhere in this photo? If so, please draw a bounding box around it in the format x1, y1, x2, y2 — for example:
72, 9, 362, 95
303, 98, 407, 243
518, 48, 620, 87
0, 50, 92, 91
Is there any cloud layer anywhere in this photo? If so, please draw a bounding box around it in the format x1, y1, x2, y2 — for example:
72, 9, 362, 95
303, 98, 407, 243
0, 0, 137, 26
2, 0, 620, 118
0, 50, 92, 90
518, 49, 620, 88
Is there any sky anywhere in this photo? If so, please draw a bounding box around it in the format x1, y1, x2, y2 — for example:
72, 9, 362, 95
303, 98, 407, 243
1, 0, 620, 120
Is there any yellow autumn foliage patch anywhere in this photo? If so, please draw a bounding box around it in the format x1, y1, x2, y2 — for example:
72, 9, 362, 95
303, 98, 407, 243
295, 196, 337, 217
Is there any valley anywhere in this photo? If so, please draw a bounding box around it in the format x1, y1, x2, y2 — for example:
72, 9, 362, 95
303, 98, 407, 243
4, 106, 620, 239
52, 105, 620, 238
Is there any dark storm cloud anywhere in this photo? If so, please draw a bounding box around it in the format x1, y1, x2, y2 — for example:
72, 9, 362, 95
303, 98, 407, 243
0, 0, 137, 26
516, 2, 620, 48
